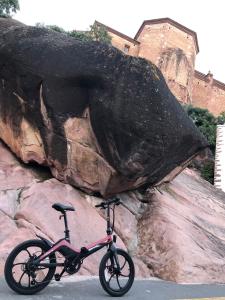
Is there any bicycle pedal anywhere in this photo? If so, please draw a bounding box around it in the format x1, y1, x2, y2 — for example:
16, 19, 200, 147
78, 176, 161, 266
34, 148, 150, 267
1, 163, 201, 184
54, 273, 61, 281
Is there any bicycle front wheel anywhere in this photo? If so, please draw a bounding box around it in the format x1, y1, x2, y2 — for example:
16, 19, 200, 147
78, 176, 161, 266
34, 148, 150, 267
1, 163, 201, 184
4, 239, 56, 295
99, 248, 135, 297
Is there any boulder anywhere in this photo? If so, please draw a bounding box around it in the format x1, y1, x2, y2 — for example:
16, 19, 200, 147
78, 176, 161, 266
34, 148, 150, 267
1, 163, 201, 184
137, 168, 225, 283
0, 140, 38, 190
0, 141, 150, 277
15, 178, 127, 275
2, 139, 225, 282
0, 18, 208, 196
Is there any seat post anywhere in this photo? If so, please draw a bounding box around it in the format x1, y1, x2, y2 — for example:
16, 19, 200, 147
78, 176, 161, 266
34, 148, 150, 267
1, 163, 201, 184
63, 212, 70, 242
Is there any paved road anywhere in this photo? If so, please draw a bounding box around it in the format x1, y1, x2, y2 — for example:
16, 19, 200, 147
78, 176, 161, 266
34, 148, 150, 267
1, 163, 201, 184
1, 276, 225, 300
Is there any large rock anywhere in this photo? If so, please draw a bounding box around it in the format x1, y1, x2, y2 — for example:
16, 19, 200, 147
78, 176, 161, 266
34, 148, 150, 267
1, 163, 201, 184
2, 139, 225, 282
0, 141, 150, 277
15, 179, 127, 275
0, 18, 208, 196
137, 168, 225, 283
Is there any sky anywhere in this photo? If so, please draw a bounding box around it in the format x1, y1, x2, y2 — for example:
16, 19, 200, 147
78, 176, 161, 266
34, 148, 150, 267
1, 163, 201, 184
14, 0, 225, 82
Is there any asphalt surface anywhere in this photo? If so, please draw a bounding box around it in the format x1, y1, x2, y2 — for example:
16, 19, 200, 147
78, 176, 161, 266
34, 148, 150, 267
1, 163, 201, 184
1, 276, 225, 300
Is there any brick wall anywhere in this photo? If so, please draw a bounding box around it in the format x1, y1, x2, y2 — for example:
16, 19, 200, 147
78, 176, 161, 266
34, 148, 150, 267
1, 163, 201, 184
192, 71, 225, 116
135, 22, 196, 103
108, 31, 140, 56
106, 19, 225, 116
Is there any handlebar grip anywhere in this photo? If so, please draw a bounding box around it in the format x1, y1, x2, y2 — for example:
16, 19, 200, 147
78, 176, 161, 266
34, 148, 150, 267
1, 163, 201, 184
95, 197, 121, 209
108, 197, 120, 205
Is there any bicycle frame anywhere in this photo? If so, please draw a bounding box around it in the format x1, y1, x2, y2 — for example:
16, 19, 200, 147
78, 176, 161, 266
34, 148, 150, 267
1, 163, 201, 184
4, 199, 134, 296
33, 200, 119, 270
33, 234, 113, 268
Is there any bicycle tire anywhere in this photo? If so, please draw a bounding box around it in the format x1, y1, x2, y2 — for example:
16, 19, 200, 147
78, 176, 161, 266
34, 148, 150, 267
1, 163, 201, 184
99, 248, 135, 297
4, 239, 56, 295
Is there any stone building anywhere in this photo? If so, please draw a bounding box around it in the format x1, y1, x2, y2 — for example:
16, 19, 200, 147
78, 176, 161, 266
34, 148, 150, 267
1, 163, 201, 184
96, 18, 225, 116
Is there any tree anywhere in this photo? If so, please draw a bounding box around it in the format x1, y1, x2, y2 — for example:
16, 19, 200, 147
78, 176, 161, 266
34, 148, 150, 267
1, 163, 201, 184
89, 23, 111, 44
36, 22, 112, 44
183, 105, 225, 184
0, 0, 19, 18
36, 23, 66, 34
68, 23, 112, 44
217, 111, 225, 125
68, 30, 92, 42
183, 104, 217, 153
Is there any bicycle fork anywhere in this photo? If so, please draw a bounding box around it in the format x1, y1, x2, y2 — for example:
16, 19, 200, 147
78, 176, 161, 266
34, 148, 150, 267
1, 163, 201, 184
109, 240, 121, 273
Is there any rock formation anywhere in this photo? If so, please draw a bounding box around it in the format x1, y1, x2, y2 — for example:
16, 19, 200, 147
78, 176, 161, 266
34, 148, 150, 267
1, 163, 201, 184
138, 168, 225, 283
1, 140, 225, 283
0, 18, 208, 196
0, 140, 150, 277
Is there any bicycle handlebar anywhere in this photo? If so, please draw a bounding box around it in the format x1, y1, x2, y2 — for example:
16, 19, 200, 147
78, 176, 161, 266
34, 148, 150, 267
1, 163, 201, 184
95, 197, 121, 209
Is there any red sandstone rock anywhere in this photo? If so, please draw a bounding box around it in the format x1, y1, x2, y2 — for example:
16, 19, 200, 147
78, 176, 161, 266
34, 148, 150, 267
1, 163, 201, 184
137, 169, 225, 283
0, 207, 36, 274
0, 141, 150, 277
2, 139, 225, 282
0, 141, 38, 190
14, 179, 127, 274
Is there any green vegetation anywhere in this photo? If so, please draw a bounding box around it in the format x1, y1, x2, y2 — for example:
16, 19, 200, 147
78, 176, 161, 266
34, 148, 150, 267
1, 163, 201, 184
200, 161, 215, 184
183, 104, 225, 184
217, 111, 225, 125
36, 23, 66, 34
0, 0, 19, 17
36, 22, 112, 44
183, 105, 217, 154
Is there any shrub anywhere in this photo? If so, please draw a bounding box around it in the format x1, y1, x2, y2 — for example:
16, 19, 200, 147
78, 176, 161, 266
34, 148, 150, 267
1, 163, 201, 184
200, 161, 214, 184
183, 104, 225, 184
36, 22, 112, 44
183, 104, 217, 154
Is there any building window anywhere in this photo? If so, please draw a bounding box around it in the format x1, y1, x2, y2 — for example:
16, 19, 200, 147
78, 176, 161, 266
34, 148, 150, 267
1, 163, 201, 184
124, 44, 130, 53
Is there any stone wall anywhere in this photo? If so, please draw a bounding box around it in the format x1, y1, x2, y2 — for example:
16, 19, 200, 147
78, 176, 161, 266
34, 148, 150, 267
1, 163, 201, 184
136, 23, 196, 104
137, 23, 196, 103
192, 71, 225, 116
104, 18, 225, 116
108, 31, 140, 56
108, 20, 197, 105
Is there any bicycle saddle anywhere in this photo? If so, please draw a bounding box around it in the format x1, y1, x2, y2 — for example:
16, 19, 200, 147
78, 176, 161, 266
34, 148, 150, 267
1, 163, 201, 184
52, 203, 75, 213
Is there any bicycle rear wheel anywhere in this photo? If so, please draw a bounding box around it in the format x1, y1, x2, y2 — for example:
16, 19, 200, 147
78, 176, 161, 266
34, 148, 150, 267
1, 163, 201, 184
4, 239, 56, 295
99, 248, 135, 297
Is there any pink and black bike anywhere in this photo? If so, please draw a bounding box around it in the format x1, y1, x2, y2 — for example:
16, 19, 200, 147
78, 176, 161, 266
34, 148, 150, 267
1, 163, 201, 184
4, 197, 135, 296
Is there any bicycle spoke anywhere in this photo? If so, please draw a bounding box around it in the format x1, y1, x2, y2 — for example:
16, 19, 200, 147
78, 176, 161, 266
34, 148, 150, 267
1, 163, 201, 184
120, 259, 127, 270
18, 271, 26, 285
25, 248, 32, 258
116, 275, 122, 289
108, 273, 114, 284
12, 262, 26, 267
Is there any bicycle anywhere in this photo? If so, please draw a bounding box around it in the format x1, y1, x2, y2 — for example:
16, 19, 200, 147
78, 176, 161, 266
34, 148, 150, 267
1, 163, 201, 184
4, 197, 135, 296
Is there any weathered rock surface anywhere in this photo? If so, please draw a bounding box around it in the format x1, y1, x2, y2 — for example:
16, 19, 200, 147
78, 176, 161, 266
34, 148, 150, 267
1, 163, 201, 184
15, 178, 128, 275
0, 140, 151, 277
0, 18, 208, 196
137, 168, 225, 283
2, 138, 225, 282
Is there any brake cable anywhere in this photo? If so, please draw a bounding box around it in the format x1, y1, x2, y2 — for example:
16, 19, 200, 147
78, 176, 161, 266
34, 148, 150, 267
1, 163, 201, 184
111, 204, 116, 233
